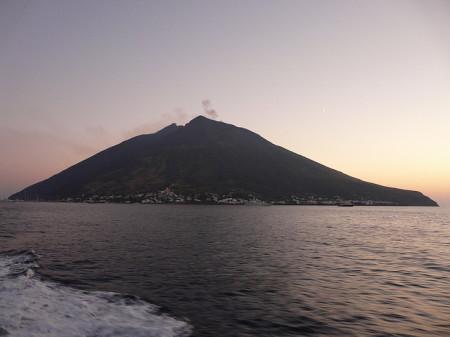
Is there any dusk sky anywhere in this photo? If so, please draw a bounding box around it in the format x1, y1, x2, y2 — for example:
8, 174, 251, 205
1, 0, 449, 205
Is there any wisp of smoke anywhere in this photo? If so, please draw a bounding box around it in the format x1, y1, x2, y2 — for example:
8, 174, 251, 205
202, 100, 218, 119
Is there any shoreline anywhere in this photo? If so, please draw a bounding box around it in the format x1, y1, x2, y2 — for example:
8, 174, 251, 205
2, 200, 439, 207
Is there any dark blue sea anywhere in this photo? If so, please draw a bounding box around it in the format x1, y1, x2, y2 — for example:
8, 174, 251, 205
0, 202, 449, 337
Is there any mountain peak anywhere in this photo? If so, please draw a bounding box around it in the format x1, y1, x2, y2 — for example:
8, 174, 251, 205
190, 115, 209, 122
155, 122, 179, 135
186, 115, 217, 126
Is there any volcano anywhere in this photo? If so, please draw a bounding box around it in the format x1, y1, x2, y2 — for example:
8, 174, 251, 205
9, 116, 437, 206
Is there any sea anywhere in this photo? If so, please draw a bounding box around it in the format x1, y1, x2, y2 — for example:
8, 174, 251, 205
0, 202, 449, 337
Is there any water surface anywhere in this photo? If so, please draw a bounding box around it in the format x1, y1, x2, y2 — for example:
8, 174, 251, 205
0, 203, 449, 336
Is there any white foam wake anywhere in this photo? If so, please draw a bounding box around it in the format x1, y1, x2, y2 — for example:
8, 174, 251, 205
0, 251, 191, 337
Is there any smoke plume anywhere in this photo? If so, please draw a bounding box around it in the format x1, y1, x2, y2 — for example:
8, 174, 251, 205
202, 100, 218, 119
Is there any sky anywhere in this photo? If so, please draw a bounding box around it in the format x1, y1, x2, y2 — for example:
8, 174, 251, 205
0, 0, 449, 205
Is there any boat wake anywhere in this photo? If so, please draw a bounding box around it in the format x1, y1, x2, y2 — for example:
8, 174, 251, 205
0, 250, 191, 337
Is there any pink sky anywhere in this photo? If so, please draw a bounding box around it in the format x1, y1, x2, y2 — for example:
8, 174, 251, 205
1, 0, 449, 205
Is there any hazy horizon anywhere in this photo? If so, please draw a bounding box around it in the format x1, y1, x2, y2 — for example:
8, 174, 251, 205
1, 0, 449, 205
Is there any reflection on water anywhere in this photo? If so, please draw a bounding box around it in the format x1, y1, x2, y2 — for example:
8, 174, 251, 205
0, 202, 449, 336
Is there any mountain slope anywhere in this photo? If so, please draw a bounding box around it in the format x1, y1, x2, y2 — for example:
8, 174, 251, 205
9, 116, 437, 206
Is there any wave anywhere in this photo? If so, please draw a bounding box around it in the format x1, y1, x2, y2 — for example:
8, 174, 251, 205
0, 250, 191, 337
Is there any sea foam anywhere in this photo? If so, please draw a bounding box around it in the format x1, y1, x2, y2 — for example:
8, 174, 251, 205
0, 251, 191, 337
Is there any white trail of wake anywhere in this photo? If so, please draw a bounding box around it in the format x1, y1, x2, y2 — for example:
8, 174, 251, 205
0, 251, 191, 337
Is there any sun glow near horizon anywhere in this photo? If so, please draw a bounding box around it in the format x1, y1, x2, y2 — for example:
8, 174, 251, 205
0, 0, 449, 204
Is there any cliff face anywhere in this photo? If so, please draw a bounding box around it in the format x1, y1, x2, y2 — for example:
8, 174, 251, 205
9, 116, 438, 206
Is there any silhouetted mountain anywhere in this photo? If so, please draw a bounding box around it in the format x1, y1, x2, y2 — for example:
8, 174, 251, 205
9, 116, 437, 206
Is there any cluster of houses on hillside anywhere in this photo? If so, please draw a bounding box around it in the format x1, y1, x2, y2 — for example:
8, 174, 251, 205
57, 187, 396, 206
